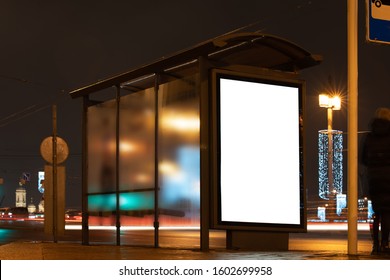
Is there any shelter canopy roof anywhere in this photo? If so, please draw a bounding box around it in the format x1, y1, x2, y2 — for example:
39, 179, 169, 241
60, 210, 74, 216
69, 32, 322, 99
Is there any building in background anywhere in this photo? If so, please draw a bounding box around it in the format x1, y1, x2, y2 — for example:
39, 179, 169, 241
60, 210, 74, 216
15, 187, 26, 208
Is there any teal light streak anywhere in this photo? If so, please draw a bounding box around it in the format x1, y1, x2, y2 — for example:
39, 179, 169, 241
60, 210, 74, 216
88, 191, 154, 211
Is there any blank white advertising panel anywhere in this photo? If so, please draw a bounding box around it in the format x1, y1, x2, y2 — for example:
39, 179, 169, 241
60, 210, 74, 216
215, 71, 304, 230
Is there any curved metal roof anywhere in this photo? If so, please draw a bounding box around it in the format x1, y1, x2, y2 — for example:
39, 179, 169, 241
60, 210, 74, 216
70, 32, 322, 99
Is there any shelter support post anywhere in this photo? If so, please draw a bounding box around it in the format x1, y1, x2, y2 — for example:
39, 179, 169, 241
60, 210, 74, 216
115, 85, 121, 246
154, 74, 160, 248
82, 95, 89, 245
199, 56, 210, 251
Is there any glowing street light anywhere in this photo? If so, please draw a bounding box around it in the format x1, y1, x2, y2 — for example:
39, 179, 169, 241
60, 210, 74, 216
318, 93, 341, 138
319, 94, 341, 111
318, 93, 342, 201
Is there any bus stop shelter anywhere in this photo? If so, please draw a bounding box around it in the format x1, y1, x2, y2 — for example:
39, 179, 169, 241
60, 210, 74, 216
69, 32, 321, 251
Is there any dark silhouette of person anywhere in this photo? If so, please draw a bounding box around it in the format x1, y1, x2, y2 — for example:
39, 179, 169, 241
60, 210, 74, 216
362, 107, 390, 254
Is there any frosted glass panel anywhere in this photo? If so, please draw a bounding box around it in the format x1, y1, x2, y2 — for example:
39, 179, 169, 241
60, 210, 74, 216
88, 100, 116, 195
159, 75, 200, 227
87, 99, 117, 230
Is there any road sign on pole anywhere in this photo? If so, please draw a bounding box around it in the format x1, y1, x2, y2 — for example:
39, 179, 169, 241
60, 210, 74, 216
367, 0, 390, 44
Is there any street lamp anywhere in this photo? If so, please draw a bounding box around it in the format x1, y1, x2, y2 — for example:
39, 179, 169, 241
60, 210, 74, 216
319, 93, 341, 111
318, 94, 342, 201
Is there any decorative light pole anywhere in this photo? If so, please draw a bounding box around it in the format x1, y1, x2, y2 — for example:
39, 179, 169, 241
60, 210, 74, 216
318, 94, 342, 201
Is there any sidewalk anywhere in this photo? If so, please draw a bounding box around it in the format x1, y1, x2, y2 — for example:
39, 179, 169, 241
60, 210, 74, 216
2, 222, 390, 260
2, 241, 390, 260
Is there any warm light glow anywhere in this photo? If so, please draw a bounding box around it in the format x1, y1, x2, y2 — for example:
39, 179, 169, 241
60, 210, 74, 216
120, 141, 137, 153
159, 161, 179, 175
134, 173, 152, 184
331, 96, 341, 110
161, 115, 199, 132
319, 94, 329, 107
108, 140, 139, 153
319, 94, 341, 110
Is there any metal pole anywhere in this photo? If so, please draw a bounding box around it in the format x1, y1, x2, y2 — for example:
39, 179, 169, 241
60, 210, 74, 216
327, 108, 334, 197
52, 104, 58, 243
199, 56, 210, 251
347, 0, 358, 255
82, 96, 89, 245
154, 74, 160, 248
115, 85, 121, 246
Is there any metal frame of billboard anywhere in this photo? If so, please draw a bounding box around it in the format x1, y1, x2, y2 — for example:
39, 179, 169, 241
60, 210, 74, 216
210, 68, 307, 232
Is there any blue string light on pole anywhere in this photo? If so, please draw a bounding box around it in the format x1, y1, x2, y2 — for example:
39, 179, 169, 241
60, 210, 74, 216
318, 129, 343, 200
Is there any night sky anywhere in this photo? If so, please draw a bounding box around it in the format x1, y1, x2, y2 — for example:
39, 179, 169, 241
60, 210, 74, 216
1, 0, 390, 208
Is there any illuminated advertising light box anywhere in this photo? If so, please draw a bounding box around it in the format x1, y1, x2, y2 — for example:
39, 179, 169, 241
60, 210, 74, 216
211, 69, 306, 232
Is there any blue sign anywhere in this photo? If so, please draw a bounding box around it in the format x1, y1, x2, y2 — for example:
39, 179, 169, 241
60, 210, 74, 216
23, 172, 30, 182
367, 0, 390, 44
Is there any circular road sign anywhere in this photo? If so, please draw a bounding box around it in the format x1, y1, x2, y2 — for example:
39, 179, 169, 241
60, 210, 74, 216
40, 136, 69, 164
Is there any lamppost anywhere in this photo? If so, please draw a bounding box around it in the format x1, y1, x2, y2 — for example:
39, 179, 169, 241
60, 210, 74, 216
318, 94, 341, 201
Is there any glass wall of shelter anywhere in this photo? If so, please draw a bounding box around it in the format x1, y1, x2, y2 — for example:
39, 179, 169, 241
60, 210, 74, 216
87, 72, 200, 246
